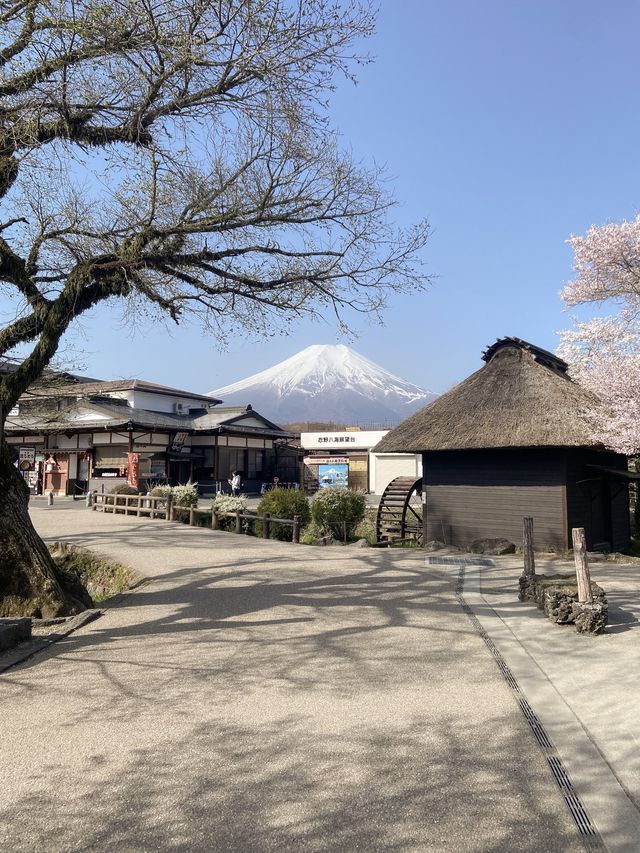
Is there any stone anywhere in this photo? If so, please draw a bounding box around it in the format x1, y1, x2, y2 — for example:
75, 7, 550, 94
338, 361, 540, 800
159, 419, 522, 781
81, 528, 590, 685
573, 601, 608, 635
349, 539, 370, 548
518, 572, 608, 634
425, 540, 447, 552
0, 618, 32, 652
469, 538, 516, 556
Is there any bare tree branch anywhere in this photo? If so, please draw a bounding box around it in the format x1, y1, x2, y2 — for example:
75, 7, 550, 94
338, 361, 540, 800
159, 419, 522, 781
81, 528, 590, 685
0, 0, 430, 414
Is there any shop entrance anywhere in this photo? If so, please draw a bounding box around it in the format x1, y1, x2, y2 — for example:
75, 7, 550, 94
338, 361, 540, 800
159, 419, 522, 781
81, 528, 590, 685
169, 458, 191, 485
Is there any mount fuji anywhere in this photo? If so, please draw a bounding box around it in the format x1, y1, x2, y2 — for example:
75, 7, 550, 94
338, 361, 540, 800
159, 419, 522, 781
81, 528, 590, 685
209, 344, 437, 426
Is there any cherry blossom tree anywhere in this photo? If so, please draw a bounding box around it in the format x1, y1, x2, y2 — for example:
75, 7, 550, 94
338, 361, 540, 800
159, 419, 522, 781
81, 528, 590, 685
558, 214, 640, 455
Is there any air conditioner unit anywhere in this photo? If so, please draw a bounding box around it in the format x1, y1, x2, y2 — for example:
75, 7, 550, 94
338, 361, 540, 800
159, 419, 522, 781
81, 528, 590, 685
173, 402, 185, 413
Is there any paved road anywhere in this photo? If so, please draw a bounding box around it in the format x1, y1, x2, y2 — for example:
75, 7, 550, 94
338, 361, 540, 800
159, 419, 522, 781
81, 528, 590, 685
464, 555, 640, 852
0, 504, 583, 852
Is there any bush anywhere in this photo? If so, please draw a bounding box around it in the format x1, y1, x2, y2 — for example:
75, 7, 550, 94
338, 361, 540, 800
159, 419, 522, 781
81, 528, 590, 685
300, 521, 325, 545
172, 483, 199, 507
212, 493, 248, 532
255, 488, 310, 541
106, 482, 139, 508
311, 488, 367, 542
109, 483, 138, 495
353, 506, 378, 545
150, 485, 173, 497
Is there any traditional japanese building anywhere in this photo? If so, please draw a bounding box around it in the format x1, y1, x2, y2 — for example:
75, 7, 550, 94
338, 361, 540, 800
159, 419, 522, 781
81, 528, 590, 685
4, 373, 297, 496
374, 338, 632, 552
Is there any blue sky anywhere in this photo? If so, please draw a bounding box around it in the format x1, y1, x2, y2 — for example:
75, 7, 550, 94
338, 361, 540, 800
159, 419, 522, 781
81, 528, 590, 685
11, 0, 640, 395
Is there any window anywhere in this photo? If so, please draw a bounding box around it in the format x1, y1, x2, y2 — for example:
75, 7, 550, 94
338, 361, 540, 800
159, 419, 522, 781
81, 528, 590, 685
218, 447, 246, 476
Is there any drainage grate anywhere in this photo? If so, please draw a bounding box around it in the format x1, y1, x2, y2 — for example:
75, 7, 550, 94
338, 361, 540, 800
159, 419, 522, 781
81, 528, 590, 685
425, 555, 495, 567
455, 564, 606, 853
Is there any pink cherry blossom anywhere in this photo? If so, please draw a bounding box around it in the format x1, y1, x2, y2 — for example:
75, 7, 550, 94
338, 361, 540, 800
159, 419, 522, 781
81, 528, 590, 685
559, 214, 640, 455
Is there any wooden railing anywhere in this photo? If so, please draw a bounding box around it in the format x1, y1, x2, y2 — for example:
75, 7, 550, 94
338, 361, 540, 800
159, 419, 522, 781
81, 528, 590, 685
172, 506, 301, 544
91, 493, 301, 543
92, 493, 171, 519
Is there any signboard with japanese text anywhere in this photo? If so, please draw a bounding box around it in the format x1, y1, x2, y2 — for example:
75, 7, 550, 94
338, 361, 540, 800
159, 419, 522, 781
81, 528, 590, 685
127, 453, 141, 489
301, 431, 387, 450
19, 446, 36, 464
171, 431, 189, 452
303, 456, 349, 466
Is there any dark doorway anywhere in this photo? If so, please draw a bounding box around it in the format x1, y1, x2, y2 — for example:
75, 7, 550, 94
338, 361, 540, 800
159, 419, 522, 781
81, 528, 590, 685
169, 459, 191, 485
589, 480, 612, 550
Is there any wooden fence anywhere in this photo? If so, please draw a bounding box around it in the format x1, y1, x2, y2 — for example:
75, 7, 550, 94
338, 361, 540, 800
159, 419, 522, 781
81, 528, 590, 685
93, 493, 170, 519
92, 493, 301, 543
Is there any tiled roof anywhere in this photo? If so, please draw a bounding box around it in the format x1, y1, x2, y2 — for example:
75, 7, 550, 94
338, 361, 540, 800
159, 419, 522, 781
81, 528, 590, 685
26, 378, 221, 404
6, 401, 293, 437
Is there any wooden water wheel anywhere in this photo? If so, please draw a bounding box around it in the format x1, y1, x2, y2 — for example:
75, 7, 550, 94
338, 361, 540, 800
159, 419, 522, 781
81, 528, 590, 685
375, 476, 424, 544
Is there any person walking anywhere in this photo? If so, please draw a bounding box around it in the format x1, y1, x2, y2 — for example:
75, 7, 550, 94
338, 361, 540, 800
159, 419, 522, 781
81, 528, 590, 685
229, 471, 241, 496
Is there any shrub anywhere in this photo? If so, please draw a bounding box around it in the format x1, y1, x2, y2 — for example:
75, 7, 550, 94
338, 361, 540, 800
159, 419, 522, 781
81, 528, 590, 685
106, 482, 139, 508
311, 488, 367, 542
150, 485, 173, 497
172, 483, 199, 507
353, 506, 378, 545
255, 488, 310, 541
300, 521, 325, 545
212, 493, 248, 532
109, 483, 138, 495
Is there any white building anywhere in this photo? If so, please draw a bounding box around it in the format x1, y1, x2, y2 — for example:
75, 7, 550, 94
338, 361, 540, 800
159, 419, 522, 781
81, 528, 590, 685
301, 429, 421, 494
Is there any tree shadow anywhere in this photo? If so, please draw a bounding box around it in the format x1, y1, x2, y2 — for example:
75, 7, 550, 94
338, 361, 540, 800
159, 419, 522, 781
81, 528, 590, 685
0, 713, 585, 853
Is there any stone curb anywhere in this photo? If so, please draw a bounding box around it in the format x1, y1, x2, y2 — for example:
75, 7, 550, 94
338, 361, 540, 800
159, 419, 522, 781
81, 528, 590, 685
0, 608, 102, 674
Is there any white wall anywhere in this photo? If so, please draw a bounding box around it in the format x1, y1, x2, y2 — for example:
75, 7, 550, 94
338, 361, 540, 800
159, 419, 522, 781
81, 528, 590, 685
369, 453, 422, 494
301, 430, 387, 451
129, 389, 212, 413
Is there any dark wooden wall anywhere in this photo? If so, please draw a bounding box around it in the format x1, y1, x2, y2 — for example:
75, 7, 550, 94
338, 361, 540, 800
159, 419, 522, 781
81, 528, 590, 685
565, 450, 629, 551
423, 448, 630, 552
423, 449, 568, 550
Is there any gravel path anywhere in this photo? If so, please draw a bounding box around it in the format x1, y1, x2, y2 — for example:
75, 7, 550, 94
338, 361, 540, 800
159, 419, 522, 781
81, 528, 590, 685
0, 504, 583, 852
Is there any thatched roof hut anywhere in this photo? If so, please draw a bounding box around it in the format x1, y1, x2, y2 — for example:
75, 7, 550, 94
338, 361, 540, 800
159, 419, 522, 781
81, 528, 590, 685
375, 337, 598, 453
374, 338, 630, 552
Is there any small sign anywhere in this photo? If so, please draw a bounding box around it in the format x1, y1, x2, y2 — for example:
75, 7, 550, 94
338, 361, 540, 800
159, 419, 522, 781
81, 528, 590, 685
301, 430, 387, 450
305, 456, 350, 465
318, 464, 348, 489
19, 446, 36, 463
19, 459, 32, 472
127, 453, 141, 489
171, 431, 189, 451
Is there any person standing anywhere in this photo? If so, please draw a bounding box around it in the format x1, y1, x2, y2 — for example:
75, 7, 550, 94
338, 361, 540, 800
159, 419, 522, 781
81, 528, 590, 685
229, 471, 241, 496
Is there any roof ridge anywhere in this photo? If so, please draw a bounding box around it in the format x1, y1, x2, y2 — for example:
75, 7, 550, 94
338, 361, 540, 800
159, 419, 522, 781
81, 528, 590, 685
482, 337, 568, 373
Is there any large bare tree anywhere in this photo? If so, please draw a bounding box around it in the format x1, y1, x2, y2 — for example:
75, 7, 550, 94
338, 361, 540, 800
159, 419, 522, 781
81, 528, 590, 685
0, 0, 430, 616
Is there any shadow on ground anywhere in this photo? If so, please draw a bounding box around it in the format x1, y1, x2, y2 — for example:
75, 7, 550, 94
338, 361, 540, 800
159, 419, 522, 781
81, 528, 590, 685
0, 711, 583, 853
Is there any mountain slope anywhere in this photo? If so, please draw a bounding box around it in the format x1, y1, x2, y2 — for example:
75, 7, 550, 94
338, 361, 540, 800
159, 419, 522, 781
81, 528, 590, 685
209, 344, 437, 425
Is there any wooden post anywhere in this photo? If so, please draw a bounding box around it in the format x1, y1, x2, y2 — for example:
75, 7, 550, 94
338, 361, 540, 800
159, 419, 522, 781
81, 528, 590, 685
211, 507, 218, 530
189, 507, 196, 526
523, 517, 535, 577
572, 527, 593, 604
166, 494, 173, 521
235, 511, 242, 534
292, 515, 300, 544
263, 512, 270, 539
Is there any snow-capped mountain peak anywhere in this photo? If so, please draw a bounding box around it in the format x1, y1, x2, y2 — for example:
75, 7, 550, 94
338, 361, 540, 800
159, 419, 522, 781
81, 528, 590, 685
209, 344, 437, 426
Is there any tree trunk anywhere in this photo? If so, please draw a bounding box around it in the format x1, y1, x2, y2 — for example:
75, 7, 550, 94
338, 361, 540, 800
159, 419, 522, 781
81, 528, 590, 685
0, 442, 91, 618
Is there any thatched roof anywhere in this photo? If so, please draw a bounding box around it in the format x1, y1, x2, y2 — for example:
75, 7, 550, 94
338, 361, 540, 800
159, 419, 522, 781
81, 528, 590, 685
374, 338, 600, 453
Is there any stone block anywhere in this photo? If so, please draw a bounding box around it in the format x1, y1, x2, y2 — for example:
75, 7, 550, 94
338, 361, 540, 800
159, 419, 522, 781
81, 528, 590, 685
469, 538, 516, 555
